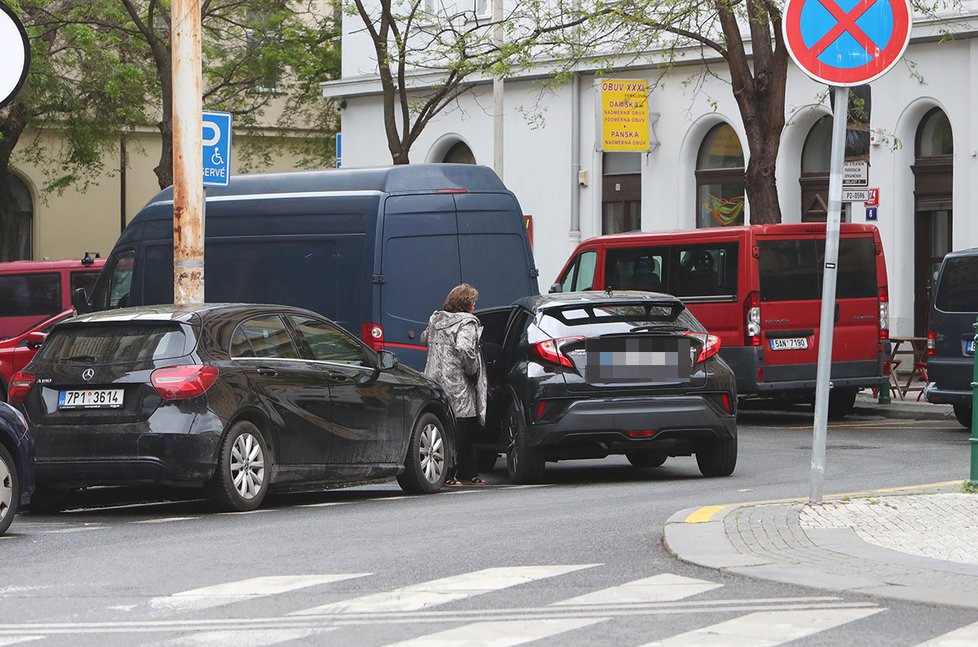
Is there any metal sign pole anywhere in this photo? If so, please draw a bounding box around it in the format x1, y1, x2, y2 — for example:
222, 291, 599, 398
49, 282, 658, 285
810, 85, 849, 503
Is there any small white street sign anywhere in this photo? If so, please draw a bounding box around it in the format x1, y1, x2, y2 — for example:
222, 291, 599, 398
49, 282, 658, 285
843, 160, 869, 187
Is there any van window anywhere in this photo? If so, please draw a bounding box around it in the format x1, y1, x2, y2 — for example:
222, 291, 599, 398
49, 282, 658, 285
0, 273, 60, 316
606, 249, 665, 291
758, 237, 877, 302
935, 256, 978, 312
560, 251, 597, 292
672, 243, 739, 298
89, 251, 135, 309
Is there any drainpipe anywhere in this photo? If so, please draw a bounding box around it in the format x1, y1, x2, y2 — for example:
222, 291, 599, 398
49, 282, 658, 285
570, 72, 581, 239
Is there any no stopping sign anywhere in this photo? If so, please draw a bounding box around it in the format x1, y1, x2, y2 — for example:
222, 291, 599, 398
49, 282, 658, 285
0, 2, 30, 109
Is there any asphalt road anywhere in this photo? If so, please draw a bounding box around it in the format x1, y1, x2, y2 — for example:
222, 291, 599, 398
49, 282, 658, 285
2, 405, 977, 646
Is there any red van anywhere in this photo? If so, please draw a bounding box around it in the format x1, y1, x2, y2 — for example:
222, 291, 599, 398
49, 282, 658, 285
0, 256, 104, 339
553, 224, 889, 417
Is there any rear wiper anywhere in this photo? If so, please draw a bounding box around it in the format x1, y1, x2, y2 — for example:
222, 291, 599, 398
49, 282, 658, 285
64, 354, 97, 362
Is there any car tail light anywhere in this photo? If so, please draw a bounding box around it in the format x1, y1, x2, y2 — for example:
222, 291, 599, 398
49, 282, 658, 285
927, 330, 935, 356
720, 392, 733, 413
532, 336, 583, 368
8, 371, 35, 405
879, 286, 889, 341
626, 430, 655, 438
535, 400, 548, 421
684, 332, 721, 363
745, 291, 760, 347
151, 365, 219, 400
361, 323, 384, 352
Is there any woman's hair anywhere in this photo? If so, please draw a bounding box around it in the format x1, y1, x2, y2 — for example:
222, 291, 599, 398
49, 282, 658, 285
443, 283, 479, 313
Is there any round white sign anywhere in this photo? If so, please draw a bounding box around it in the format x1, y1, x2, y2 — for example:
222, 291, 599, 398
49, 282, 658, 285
0, 2, 30, 109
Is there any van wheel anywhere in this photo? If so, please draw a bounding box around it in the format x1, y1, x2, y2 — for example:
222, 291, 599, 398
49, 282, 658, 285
696, 436, 737, 477
505, 402, 544, 484
208, 421, 269, 512
827, 388, 858, 419
397, 413, 447, 494
626, 451, 667, 468
0, 445, 19, 535
953, 404, 973, 429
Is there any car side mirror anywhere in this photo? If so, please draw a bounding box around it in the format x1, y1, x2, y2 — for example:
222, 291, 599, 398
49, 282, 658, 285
549, 282, 563, 293
379, 350, 398, 370
72, 287, 91, 314
24, 331, 47, 350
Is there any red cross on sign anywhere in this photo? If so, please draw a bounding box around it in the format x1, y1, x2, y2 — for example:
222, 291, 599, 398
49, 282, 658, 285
783, 0, 912, 86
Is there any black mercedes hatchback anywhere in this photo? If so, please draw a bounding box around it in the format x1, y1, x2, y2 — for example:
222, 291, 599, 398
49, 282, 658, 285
9, 304, 453, 511
477, 291, 737, 483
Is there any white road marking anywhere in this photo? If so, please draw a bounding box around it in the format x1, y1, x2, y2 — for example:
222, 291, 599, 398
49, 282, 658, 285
150, 627, 336, 646
43, 526, 104, 534
638, 607, 883, 646
0, 638, 43, 646
553, 574, 722, 606
151, 574, 371, 612
295, 501, 354, 508
383, 617, 608, 647
915, 621, 978, 646
133, 517, 199, 524
290, 565, 600, 615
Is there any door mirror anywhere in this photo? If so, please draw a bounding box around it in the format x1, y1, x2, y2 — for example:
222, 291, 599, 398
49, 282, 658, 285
549, 282, 563, 293
378, 350, 398, 370
72, 287, 91, 314
24, 332, 47, 350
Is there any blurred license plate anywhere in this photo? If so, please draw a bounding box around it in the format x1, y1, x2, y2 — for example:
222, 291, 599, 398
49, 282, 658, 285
968, 340, 975, 354
58, 389, 124, 409
770, 337, 808, 351
586, 337, 690, 383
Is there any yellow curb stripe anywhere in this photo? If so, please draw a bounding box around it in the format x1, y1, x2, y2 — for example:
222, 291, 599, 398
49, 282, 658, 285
684, 505, 729, 524
682, 482, 962, 524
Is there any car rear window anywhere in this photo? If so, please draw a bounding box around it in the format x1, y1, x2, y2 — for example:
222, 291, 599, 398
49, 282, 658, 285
539, 302, 701, 337
758, 237, 877, 302
37, 324, 189, 364
935, 256, 978, 313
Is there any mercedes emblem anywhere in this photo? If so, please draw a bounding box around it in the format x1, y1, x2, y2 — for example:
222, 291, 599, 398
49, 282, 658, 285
82, 368, 95, 381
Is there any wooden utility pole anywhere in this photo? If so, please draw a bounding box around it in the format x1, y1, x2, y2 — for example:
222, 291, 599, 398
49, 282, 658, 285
171, 0, 204, 304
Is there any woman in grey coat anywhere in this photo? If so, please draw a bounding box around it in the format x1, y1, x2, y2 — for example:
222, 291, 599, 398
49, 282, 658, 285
421, 283, 488, 485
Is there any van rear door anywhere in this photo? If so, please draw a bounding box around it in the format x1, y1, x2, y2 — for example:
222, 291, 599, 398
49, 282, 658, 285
381, 194, 462, 369
756, 233, 880, 385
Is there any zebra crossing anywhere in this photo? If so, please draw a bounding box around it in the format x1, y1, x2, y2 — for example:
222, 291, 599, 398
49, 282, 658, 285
2, 566, 978, 645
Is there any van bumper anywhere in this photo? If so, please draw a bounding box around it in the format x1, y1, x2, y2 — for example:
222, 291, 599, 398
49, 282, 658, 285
721, 346, 885, 395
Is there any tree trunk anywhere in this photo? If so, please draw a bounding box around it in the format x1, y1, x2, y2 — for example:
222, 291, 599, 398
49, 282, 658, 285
154, 59, 174, 189
0, 102, 30, 260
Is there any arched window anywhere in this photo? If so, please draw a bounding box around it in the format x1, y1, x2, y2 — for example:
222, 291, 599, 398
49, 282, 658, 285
911, 108, 953, 335
800, 115, 832, 222
441, 141, 475, 164
695, 124, 745, 228
0, 173, 33, 261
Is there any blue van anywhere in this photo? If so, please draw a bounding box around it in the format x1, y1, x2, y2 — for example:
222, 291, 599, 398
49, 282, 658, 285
80, 165, 539, 369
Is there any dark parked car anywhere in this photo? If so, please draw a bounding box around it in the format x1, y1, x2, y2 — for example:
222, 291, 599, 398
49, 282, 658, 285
924, 248, 978, 427
8, 304, 454, 511
1, 309, 75, 402
476, 291, 738, 483
0, 401, 34, 535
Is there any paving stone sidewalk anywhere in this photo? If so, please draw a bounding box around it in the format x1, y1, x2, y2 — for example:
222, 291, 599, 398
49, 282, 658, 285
664, 483, 978, 610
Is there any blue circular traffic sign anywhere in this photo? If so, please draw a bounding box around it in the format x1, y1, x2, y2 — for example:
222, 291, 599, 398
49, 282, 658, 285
783, 0, 912, 86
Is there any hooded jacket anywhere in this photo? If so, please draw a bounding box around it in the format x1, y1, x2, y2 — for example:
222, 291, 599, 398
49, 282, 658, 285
421, 310, 487, 425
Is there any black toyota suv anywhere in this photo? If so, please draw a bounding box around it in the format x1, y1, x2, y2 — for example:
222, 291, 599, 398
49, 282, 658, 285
924, 248, 978, 427
477, 291, 738, 483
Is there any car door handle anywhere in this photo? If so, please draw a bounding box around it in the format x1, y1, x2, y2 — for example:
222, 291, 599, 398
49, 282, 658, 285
255, 366, 278, 377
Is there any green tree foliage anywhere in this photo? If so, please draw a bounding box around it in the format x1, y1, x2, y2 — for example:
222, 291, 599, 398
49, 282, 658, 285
0, 0, 149, 261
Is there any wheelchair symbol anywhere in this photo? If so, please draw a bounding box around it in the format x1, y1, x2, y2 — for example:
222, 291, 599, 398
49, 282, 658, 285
211, 148, 224, 166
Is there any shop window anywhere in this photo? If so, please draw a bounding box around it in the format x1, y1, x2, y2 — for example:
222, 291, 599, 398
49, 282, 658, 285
695, 124, 744, 228
602, 152, 641, 234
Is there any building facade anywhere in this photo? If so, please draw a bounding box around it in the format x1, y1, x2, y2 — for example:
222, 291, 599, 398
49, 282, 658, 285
324, 3, 976, 338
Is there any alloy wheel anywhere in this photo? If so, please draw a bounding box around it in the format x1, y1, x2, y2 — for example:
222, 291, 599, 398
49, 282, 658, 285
507, 408, 520, 473
419, 422, 445, 483
230, 432, 265, 500
0, 458, 11, 522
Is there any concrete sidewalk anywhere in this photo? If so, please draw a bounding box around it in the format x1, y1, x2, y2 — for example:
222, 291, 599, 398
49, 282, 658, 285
665, 393, 978, 609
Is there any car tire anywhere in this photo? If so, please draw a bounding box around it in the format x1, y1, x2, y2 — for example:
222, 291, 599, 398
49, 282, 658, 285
397, 412, 447, 494
505, 401, 544, 484
827, 388, 858, 419
0, 445, 19, 535
28, 487, 76, 514
207, 421, 270, 512
696, 436, 737, 477
476, 449, 499, 473
953, 404, 973, 429
625, 451, 667, 468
